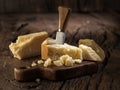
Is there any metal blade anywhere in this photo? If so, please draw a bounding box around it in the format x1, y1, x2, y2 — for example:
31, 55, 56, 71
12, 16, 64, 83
56, 31, 65, 44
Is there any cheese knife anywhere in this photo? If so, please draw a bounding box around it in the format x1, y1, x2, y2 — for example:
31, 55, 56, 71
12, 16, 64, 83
56, 6, 71, 44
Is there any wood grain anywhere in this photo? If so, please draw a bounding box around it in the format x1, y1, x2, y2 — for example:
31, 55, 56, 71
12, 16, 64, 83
0, 0, 5, 13
0, 13, 120, 90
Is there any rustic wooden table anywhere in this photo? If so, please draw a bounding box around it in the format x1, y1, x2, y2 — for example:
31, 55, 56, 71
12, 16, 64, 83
0, 13, 120, 90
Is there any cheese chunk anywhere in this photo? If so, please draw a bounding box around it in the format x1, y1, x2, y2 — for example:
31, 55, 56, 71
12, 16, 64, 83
53, 60, 63, 66
9, 32, 48, 60
79, 39, 105, 60
79, 44, 102, 62
60, 55, 74, 66
41, 38, 83, 60
37, 60, 44, 64
44, 58, 52, 67
73, 59, 82, 64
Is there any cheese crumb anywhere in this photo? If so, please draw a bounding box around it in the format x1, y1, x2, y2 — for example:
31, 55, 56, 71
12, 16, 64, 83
36, 78, 40, 83
53, 60, 63, 66
44, 58, 52, 67
60, 54, 70, 64
31, 62, 37, 67
60, 55, 74, 66
64, 57, 74, 66
74, 59, 82, 64
37, 60, 44, 64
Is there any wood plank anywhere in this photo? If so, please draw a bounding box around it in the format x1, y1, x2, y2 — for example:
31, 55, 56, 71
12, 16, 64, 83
35, 80, 63, 90
61, 76, 91, 90
98, 51, 120, 90
0, 0, 120, 13
27, 0, 47, 13
45, 0, 63, 12
63, 0, 78, 12
4, 0, 21, 13
96, 0, 104, 11
0, 0, 5, 13
78, 0, 95, 12
19, 0, 47, 13
19, 0, 31, 13
104, 0, 120, 11
78, 0, 104, 12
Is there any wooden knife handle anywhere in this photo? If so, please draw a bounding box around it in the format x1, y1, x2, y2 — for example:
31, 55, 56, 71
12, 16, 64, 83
58, 6, 71, 31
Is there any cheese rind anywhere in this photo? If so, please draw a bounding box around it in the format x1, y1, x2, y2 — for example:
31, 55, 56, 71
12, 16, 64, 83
41, 38, 83, 60
9, 32, 48, 60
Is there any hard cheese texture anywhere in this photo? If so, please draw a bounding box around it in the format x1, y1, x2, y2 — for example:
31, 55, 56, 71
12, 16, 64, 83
9, 32, 48, 60
79, 45, 102, 61
41, 38, 83, 60
79, 39, 105, 61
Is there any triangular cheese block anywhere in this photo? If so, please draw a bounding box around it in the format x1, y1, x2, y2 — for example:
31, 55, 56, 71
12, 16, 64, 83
9, 32, 48, 60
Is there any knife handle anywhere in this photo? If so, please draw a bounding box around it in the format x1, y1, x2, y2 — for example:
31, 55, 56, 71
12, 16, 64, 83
58, 6, 71, 31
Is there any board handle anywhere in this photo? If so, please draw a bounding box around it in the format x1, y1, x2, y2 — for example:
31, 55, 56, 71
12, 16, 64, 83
14, 66, 40, 81
58, 6, 71, 31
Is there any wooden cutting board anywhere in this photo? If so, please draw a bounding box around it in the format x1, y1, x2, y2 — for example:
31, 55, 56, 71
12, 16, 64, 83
14, 61, 98, 81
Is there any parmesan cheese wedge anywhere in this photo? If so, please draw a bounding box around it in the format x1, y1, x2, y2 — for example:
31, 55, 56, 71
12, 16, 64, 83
9, 32, 48, 60
41, 38, 83, 60
79, 39, 105, 60
79, 44, 102, 62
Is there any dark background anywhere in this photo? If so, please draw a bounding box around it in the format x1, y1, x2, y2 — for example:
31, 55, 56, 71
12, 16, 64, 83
0, 0, 120, 13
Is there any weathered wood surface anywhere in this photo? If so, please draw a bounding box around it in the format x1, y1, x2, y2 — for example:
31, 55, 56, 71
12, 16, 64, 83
0, 13, 120, 90
0, 0, 120, 13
